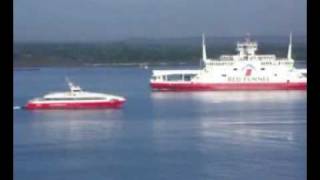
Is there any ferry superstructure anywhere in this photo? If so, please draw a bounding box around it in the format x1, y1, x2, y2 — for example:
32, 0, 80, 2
150, 34, 306, 91
25, 79, 126, 109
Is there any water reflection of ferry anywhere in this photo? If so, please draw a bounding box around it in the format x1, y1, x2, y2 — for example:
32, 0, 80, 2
25, 79, 126, 109
151, 91, 306, 103
150, 34, 306, 91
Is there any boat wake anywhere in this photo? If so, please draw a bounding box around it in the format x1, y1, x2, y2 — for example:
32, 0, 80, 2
216, 121, 306, 125
201, 121, 306, 127
14, 106, 22, 110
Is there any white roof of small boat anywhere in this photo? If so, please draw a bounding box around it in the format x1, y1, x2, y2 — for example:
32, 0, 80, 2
43, 91, 122, 99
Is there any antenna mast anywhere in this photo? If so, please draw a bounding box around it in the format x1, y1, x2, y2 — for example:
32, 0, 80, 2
65, 77, 72, 87
202, 33, 207, 61
287, 32, 292, 60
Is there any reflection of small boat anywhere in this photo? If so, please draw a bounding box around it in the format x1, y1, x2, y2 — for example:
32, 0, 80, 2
25, 79, 126, 110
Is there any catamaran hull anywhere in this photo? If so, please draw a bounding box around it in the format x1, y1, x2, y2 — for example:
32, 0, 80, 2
25, 100, 125, 110
150, 82, 306, 91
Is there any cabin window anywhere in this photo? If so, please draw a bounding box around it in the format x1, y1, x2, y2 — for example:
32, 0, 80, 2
233, 68, 237, 71
162, 75, 167, 80
45, 97, 106, 101
221, 74, 226, 77
184, 75, 191, 81
184, 74, 196, 81
151, 76, 157, 80
261, 68, 265, 71
167, 74, 183, 81
274, 73, 277, 77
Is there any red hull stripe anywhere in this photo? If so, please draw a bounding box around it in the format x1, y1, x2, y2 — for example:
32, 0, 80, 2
25, 100, 125, 110
150, 82, 306, 91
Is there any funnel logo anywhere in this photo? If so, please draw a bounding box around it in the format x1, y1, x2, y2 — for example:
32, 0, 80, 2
242, 64, 255, 76
245, 69, 252, 76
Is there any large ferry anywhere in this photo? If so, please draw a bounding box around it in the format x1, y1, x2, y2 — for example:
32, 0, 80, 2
150, 34, 306, 91
25, 79, 126, 109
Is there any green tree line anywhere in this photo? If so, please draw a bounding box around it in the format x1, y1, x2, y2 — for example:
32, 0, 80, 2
14, 38, 306, 67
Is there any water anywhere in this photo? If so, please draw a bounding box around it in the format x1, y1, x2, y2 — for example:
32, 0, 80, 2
14, 67, 306, 180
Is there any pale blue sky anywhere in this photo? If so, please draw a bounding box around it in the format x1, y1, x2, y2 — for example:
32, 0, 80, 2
14, 0, 306, 42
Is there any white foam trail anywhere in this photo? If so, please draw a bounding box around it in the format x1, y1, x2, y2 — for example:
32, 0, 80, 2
202, 121, 306, 127
14, 106, 21, 110
221, 121, 306, 125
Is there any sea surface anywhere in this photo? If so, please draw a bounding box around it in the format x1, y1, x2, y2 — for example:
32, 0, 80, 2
14, 64, 306, 180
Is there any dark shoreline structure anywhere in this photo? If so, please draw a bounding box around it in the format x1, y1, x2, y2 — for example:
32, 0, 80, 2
14, 36, 306, 68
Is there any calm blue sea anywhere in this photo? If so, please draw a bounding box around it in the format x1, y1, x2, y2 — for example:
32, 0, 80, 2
14, 65, 306, 180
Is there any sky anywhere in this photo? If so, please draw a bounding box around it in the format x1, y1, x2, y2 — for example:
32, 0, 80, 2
14, 0, 306, 42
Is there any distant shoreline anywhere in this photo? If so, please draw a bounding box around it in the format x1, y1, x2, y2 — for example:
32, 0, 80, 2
14, 60, 306, 70
13, 61, 201, 69
14, 37, 306, 69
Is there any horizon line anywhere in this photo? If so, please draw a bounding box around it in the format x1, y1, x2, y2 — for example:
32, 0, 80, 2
14, 34, 307, 44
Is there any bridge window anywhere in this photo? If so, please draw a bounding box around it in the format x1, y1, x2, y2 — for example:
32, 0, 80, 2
167, 74, 183, 81
184, 74, 196, 81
